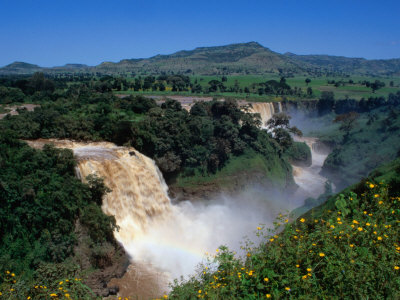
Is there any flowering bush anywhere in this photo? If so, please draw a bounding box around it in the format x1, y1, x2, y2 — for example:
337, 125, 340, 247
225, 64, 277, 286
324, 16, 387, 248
170, 182, 400, 299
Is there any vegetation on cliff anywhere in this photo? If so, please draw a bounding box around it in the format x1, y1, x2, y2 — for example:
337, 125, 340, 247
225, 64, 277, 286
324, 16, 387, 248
0, 133, 120, 298
319, 93, 400, 189
169, 159, 400, 299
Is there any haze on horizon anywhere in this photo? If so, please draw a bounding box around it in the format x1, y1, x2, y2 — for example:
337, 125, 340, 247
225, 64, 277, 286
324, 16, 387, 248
1, 0, 399, 67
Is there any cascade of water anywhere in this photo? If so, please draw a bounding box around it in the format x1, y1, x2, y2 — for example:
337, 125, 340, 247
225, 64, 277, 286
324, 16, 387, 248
278, 102, 283, 113
248, 102, 276, 128
292, 137, 332, 200
26, 138, 329, 298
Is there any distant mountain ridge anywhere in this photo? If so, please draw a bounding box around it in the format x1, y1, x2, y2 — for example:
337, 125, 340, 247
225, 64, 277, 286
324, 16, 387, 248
1, 42, 400, 76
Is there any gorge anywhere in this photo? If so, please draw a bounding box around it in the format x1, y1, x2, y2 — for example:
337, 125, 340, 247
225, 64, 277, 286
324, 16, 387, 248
26, 110, 332, 299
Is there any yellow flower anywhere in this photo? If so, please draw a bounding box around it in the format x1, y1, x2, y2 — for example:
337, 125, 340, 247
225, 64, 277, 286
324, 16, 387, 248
59, 281, 63, 285
353, 220, 359, 224
369, 183, 375, 188
285, 287, 291, 291
366, 223, 371, 226
302, 274, 308, 279
50, 294, 57, 297
300, 218, 305, 223
363, 211, 367, 214
296, 264, 300, 268
350, 244, 354, 248
319, 253, 325, 257
266, 294, 271, 298
358, 227, 363, 232
307, 268, 312, 272
270, 238, 274, 242
65, 294, 70, 298
257, 226, 261, 230
27, 297, 31, 300
395, 266, 399, 270
264, 277, 269, 282
377, 236, 382, 241
330, 225, 335, 229
374, 194, 379, 198
198, 290, 202, 294
378, 201, 383, 205
11, 273, 15, 277
163, 295, 168, 299
285, 219, 289, 223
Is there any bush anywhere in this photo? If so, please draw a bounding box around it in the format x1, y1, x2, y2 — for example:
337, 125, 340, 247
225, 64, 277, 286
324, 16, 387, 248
170, 182, 400, 299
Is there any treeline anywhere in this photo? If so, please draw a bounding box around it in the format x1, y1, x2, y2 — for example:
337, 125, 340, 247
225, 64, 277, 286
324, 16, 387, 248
0, 73, 303, 181
283, 91, 400, 117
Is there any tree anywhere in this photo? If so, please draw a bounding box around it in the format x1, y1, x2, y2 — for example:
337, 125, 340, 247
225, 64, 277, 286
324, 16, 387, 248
266, 113, 303, 150
305, 78, 311, 86
318, 91, 335, 115
334, 111, 359, 142
307, 87, 313, 96
370, 80, 385, 93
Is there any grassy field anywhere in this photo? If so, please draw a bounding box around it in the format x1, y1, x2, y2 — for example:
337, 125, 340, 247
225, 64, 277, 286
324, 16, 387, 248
116, 75, 400, 101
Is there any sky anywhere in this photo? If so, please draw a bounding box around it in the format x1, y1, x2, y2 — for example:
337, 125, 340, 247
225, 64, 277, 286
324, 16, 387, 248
0, 0, 399, 67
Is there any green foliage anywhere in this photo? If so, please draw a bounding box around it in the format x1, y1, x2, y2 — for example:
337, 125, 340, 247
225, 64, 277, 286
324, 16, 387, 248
322, 104, 400, 189
170, 181, 400, 299
0, 134, 116, 283
130, 99, 286, 179
0, 270, 98, 299
286, 141, 312, 167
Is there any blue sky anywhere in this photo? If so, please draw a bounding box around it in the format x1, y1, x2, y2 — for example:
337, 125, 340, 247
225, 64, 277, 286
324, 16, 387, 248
0, 0, 399, 67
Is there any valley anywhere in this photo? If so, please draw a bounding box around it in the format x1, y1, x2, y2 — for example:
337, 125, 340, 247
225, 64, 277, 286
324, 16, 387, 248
0, 58, 399, 299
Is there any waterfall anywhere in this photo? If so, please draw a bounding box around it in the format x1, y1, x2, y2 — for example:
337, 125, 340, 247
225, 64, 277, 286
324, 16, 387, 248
278, 102, 283, 113
25, 138, 311, 298
292, 137, 332, 200
26, 140, 173, 246
248, 102, 276, 128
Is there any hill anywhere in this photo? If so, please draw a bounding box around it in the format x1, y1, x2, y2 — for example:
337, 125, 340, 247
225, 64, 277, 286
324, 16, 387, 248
1, 42, 400, 76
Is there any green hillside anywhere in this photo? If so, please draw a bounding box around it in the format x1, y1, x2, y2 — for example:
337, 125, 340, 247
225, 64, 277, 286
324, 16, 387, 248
169, 158, 400, 299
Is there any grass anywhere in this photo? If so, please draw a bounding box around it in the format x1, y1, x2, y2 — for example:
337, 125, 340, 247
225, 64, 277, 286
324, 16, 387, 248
115, 75, 400, 102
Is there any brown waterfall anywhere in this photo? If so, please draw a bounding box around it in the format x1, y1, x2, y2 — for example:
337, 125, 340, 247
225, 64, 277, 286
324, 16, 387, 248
26, 138, 309, 299
26, 139, 173, 246
248, 102, 276, 127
